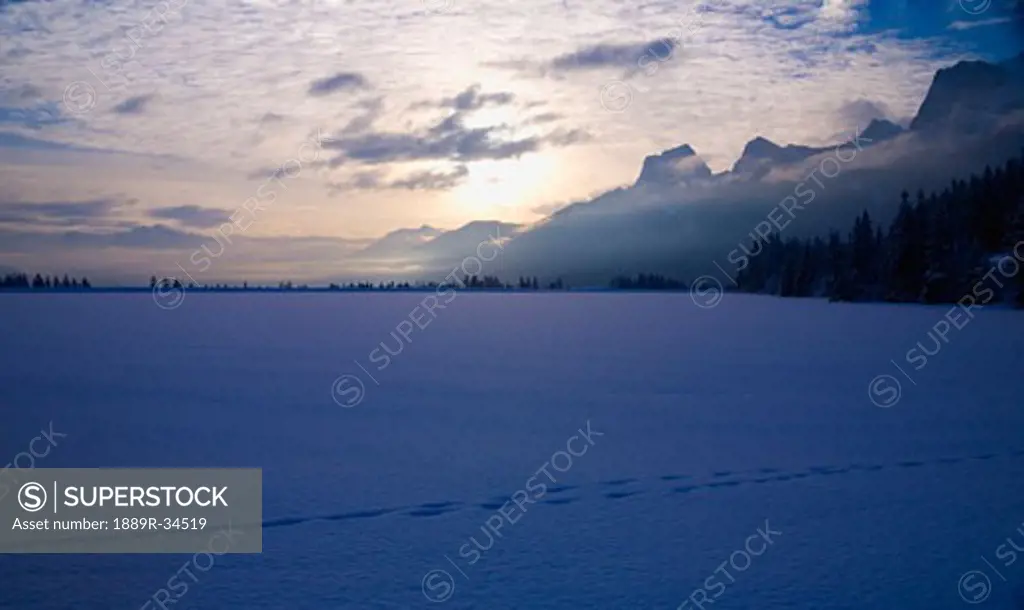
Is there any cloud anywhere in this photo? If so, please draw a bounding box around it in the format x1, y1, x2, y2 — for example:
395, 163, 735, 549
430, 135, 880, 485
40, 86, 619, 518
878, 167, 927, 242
0, 102, 62, 128
112, 95, 154, 115
327, 165, 469, 193
530, 200, 571, 216
548, 38, 677, 71
836, 99, 894, 127
323, 111, 584, 165
947, 16, 1018, 30
341, 97, 385, 134
308, 72, 369, 96
0, 84, 43, 103
148, 205, 232, 228
543, 128, 591, 146
0, 199, 121, 228
0, 224, 205, 251
389, 165, 469, 190
0, 0, 1006, 281
434, 84, 516, 111
527, 112, 563, 125
327, 170, 386, 194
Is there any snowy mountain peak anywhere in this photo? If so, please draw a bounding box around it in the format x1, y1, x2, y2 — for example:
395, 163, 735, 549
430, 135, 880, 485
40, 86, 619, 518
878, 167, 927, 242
635, 144, 712, 186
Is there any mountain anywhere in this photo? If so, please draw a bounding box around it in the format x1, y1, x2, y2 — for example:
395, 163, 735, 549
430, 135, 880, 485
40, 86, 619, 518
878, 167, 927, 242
355, 225, 443, 260
641, 121, 903, 188
731, 137, 824, 178
910, 54, 1024, 131
342, 54, 1024, 286
352, 221, 521, 270
859, 118, 903, 143
414, 220, 521, 263
485, 54, 1024, 286
635, 144, 713, 186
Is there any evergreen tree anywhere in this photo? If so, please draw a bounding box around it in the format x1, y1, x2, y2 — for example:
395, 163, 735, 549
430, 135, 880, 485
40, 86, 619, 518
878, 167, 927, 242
1007, 195, 1024, 306
731, 149, 1024, 307
826, 230, 852, 301
849, 210, 877, 299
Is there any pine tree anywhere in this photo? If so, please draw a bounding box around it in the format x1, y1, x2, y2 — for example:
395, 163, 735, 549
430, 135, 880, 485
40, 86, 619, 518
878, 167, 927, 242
1007, 195, 1024, 307
922, 194, 955, 303
826, 230, 852, 301
849, 210, 877, 299
886, 192, 922, 301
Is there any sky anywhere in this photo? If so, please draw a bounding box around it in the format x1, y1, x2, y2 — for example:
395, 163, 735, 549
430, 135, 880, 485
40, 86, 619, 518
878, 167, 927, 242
0, 0, 1022, 283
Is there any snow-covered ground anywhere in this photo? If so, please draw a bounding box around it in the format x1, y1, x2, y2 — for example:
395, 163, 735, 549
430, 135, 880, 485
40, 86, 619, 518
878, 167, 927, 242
1, 292, 1023, 609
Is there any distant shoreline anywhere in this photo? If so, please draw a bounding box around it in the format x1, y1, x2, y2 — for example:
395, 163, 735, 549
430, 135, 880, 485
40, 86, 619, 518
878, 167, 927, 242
0, 286, 699, 294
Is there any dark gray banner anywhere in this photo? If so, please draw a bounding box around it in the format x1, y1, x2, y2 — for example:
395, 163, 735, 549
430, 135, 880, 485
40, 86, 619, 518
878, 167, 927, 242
0, 468, 261, 553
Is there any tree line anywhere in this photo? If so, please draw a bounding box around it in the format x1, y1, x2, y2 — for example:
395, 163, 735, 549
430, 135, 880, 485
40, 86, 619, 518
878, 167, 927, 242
610, 273, 687, 290
734, 150, 1024, 307
0, 273, 92, 290
149, 275, 568, 291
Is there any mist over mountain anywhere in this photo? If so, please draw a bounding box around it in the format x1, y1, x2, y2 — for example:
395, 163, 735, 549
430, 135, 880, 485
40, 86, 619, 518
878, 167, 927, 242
357, 53, 1024, 287
313, 53, 1024, 288
353, 225, 444, 261
859, 118, 904, 142
349, 221, 521, 277
635, 145, 713, 186
731, 138, 825, 179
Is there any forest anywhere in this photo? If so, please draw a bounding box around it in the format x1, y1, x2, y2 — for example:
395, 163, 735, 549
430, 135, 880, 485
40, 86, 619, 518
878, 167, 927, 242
734, 150, 1024, 307
0, 273, 92, 289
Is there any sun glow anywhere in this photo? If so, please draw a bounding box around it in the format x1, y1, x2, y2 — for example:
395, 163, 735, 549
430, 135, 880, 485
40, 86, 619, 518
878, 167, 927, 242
451, 154, 557, 221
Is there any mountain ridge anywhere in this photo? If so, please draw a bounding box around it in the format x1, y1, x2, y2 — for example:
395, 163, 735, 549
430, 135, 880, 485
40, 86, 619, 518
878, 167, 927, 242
335, 53, 1024, 285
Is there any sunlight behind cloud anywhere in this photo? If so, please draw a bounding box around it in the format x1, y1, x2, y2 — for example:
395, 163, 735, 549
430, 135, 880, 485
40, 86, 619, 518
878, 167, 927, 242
0, 0, 1018, 281
452, 154, 561, 219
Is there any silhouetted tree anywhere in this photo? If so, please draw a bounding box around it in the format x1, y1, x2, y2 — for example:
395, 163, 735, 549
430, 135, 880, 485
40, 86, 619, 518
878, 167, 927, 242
731, 149, 1024, 307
